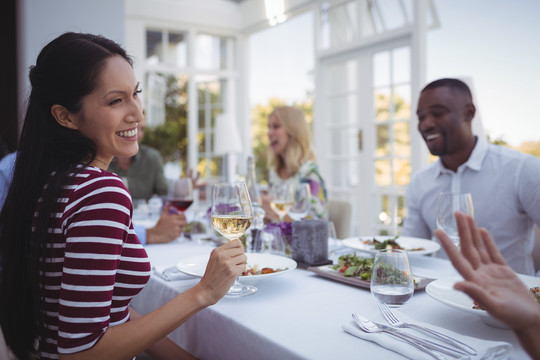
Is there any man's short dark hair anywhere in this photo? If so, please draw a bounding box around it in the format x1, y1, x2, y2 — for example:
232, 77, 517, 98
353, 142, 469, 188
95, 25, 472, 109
421, 78, 473, 102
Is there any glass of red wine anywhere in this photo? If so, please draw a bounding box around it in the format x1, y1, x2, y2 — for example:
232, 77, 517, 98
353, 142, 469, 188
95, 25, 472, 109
167, 178, 194, 213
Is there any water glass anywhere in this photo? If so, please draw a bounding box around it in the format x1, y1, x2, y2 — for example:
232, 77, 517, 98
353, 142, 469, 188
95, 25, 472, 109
327, 221, 341, 258
288, 183, 311, 221
370, 249, 414, 307
436, 192, 474, 247
258, 226, 286, 256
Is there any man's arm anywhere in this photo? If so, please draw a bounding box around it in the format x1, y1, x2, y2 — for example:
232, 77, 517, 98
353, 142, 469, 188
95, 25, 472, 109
401, 178, 431, 239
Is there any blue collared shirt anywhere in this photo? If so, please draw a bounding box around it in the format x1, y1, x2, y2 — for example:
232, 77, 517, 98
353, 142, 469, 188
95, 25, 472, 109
402, 136, 540, 275
0, 152, 16, 209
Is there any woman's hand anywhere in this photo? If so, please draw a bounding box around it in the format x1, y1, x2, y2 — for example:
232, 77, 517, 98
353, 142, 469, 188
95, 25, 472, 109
435, 213, 540, 331
261, 193, 279, 222
197, 239, 246, 305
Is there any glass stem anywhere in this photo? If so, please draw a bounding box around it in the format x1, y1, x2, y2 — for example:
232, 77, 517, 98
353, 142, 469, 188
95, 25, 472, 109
229, 277, 244, 293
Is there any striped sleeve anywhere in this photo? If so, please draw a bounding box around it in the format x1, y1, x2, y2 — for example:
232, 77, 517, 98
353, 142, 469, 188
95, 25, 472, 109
57, 173, 133, 354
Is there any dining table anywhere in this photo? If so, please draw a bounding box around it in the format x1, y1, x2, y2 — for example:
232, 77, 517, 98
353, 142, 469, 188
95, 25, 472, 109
131, 238, 529, 360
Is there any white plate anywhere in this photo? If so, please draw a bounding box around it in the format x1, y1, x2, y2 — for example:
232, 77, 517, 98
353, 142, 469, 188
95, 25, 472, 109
177, 253, 297, 285
426, 274, 540, 329
342, 236, 440, 256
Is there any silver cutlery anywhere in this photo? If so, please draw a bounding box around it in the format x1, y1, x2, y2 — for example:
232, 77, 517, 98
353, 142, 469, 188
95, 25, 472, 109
378, 302, 477, 356
352, 313, 448, 360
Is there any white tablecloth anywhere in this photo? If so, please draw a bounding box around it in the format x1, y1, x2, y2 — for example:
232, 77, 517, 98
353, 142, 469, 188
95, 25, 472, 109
131, 241, 528, 360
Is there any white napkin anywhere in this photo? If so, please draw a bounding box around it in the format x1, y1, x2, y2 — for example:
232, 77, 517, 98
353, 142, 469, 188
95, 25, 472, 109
343, 311, 512, 360
153, 265, 195, 281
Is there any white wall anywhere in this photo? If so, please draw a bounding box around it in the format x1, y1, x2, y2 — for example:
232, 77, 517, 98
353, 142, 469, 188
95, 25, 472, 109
18, 0, 125, 121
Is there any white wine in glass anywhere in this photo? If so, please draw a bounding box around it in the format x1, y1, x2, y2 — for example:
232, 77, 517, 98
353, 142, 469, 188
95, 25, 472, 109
436, 192, 474, 247
211, 181, 256, 297
211, 216, 253, 240
269, 183, 293, 221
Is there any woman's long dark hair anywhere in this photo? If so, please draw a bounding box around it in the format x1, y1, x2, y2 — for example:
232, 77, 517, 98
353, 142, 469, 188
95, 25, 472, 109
0, 32, 132, 359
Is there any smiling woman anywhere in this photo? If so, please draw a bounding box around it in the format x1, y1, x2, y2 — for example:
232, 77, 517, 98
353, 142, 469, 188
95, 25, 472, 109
0, 32, 246, 360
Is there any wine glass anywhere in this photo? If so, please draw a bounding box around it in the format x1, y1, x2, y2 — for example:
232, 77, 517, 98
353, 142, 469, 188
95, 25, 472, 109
269, 183, 293, 222
288, 183, 311, 221
258, 225, 286, 256
327, 221, 340, 258
436, 192, 474, 247
211, 181, 256, 297
370, 249, 414, 307
167, 178, 193, 213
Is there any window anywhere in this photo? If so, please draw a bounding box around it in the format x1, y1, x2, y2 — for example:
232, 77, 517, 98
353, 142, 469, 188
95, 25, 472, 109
142, 29, 236, 181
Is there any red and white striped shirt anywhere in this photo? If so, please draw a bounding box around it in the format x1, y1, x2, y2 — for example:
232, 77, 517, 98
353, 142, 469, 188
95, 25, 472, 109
36, 166, 150, 358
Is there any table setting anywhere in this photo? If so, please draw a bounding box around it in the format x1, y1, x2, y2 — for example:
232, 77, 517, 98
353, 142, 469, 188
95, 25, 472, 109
131, 185, 527, 359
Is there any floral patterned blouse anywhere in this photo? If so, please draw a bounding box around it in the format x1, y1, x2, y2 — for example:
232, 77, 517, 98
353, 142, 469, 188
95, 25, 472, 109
269, 160, 328, 220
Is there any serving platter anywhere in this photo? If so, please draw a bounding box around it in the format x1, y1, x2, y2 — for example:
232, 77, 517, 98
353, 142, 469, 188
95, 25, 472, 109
307, 264, 433, 291
342, 236, 441, 256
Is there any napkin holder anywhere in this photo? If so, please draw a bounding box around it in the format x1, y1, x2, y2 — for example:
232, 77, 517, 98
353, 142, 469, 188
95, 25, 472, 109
292, 220, 332, 269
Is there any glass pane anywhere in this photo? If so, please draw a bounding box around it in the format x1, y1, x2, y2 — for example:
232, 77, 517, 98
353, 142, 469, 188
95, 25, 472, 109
145, 72, 166, 127
375, 159, 391, 186
397, 195, 405, 226
146, 30, 163, 64
377, 0, 407, 30
209, 133, 215, 153
198, 109, 206, 129
330, 160, 344, 187
329, 94, 358, 126
393, 84, 411, 120
320, 0, 360, 49
195, 34, 232, 70
330, 127, 358, 156
376, 194, 391, 225
393, 159, 410, 186
375, 124, 390, 157
327, 59, 358, 94
394, 122, 410, 157
392, 46, 410, 83
167, 32, 187, 67
329, 159, 359, 187
348, 158, 358, 186
374, 87, 390, 122
197, 130, 206, 153
373, 51, 390, 87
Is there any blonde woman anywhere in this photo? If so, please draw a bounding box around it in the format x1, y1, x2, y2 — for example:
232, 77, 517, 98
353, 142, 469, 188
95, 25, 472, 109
261, 106, 327, 221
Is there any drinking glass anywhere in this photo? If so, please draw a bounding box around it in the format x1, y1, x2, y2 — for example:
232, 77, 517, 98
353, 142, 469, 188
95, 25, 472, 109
370, 249, 414, 307
269, 183, 293, 221
258, 225, 286, 256
211, 181, 256, 297
327, 221, 340, 258
167, 178, 194, 213
288, 183, 311, 221
436, 192, 474, 247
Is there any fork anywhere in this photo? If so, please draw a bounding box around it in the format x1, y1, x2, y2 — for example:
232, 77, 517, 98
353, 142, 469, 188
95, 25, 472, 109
378, 302, 477, 356
352, 313, 448, 360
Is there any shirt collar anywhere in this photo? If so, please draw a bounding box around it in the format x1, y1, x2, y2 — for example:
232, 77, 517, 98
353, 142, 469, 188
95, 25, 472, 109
435, 135, 487, 175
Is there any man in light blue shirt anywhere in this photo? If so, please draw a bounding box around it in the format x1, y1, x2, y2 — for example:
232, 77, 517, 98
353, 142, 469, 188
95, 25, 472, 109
403, 78, 540, 275
0, 152, 16, 209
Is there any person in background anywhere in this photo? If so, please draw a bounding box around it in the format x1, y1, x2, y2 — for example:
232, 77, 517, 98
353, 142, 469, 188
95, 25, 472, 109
261, 106, 327, 222
108, 118, 187, 244
108, 116, 167, 200
0, 32, 245, 359
402, 78, 540, 275
0, 152, 16, 209
436, 212, 540, 359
